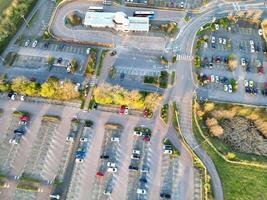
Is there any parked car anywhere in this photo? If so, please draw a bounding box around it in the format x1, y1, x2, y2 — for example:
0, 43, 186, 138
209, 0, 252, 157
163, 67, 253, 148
132, 149, 140, 155
131, 154, 140, 160
211, 36, 216, 43
24, 40, 30, 47
224, 85, 228, 92
163, 149, 173, 154
119, 105, 128, 115
240, 58, 246, 66
32, 40, 38, 48
100, 155, 109, 159
139, 177, 147, 183
20, 95, 25, 101
111, 137, 120, 142
160, 193, 171, 199
129, 165, 138, 171
107, 167, 117, 173
110, 50, 117, 56
137, 188, 147, 194
57, 57, 63, 64
44, 42, 49, 49
228, 84, 232, 93
107, 162, 116, 167
86, 48, 90, 55
96, 172, 104, 177
244, 80, 248, 87
11, 93, 17, 100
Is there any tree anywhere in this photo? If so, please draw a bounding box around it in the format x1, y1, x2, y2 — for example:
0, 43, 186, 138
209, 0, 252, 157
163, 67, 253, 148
47, 56, 55, 65
24, 82, 39, 96
209, 125, 224, 136
228, 54, 238, 71
55, 80, 79, 100
70, 59, 78, 73
11, 76, 29, 94
205, 118, 218, 127
39, 81, 58, 98
144, 93, 162, 111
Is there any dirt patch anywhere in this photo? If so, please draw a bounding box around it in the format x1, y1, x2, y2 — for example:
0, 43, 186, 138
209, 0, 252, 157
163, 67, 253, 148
220, 117, 267, 156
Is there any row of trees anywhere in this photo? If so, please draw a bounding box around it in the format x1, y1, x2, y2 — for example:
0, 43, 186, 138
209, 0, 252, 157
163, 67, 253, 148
0, 0, 37, 53
0, 76, 80, 101
92, 84, 162, 110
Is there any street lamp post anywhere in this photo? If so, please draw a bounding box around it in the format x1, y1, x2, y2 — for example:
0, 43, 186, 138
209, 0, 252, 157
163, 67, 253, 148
21, 14, 30, 28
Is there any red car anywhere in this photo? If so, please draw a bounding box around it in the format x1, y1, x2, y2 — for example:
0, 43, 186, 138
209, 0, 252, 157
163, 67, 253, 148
20, 116, 29, 121
144, 109, 149, 118
257, 67, 264, 75
119, 105, 128, 115
143, 136, 150, 142
96, 172, 104, 177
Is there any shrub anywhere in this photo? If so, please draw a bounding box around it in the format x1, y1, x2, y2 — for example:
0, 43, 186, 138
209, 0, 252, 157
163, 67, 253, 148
67, 13, 82, 26
228, 54, 238, 71
209, 125, 224, 136
205, 118, 218, 127
70, 59, 78, 73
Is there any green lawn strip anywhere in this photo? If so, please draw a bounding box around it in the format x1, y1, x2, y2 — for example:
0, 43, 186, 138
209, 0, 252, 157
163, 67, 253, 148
144, 71, 168, 89
12, 111, 30, 117
84, 48, 98, 77
96, 49, 108, 76
42, 115, 61, 122
160, 104, 169, 124
192, 118, 267, 200
171, 71, 176, 85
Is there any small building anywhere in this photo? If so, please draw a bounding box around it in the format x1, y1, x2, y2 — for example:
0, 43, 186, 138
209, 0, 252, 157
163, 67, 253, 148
84, 11, 149, 32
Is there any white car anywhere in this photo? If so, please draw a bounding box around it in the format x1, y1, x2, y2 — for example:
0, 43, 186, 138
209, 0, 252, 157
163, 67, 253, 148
228, 85, 232, 93
107, 167, 117, 173
86, 48, 90, 54
49, 195, 60, 200
258, 29, 263, 36
107, 162, 116, 167
163, 149, 173, 154
240, 58, 246, 66
32, 40, 38, 48
215, 75, 219, 83
124, 108, 129, 115
249, 80, 254, 87
215, 24, 219, 31
251, 46, 255, 53
133, 131, 142, 136
210, 75, 215, 83
75, 83, 81, 92
218, 38, 222, 44
224, 84, 228, 92
76, 158, 84, 163
222, 38, 226, 45
249, 40, 254, 46
24, 40, 30, 47
80, 137, 88, 142
211, 36, 216, 43
137, 188, 147, 194
67, 66, 71, 73
132, 149, 140, 155
11, 93, 17, 101
204, 42, 208, 48
244, 80, 248, 87
180, 1, 184, 8
111, 137, 120, 142
20, 95, 25, 101
66, 135, 74, 141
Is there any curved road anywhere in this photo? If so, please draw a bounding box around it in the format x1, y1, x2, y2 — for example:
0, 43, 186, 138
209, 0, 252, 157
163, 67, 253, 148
49, 1, 267, 200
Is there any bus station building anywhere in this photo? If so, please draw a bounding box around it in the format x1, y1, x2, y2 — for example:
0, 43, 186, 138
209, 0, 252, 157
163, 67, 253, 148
83, 11, 149, 32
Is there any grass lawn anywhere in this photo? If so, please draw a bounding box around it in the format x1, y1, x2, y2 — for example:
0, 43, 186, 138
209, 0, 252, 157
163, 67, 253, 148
0, 0, 12, 14
192, 118, 267, 200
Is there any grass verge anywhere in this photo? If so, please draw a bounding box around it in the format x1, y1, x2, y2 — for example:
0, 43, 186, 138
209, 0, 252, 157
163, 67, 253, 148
96, 49, 108, 76
193, 113, 267, 200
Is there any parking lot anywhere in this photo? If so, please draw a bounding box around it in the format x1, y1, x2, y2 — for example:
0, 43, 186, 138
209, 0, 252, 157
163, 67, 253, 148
23, 118, 60, 181
126, 127, 152, 200
13, 189, 37, 200
197, 19, 267, 98
0, 114, 27, 174
66, 124, 94, 200
90, 125, 122, 200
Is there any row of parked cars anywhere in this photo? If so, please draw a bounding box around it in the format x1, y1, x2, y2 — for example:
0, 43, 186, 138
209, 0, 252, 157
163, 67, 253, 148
9, 116, 30, 144
8, 92, 25, 101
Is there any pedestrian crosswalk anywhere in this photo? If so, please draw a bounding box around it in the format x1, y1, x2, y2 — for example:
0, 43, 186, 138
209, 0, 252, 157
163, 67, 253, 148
90, 75, 97, 87
175, 54, 193, 61
232, 3, 241, 11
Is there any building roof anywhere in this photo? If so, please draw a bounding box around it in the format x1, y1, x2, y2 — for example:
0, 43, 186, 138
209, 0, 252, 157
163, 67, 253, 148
84, 11, 149, 31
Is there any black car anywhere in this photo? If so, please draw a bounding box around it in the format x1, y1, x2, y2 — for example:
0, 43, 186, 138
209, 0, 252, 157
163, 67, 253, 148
246, 66, 252, 72
57, 57, 63, 64
8, 92, 14, 99
139, 178, 147, 183
100, 155, 109, 159
110, 50, 117, 56
44, 42, 49, 49
211, 43, 216, 48
129, 165, 138, 171
160, 193, 171, 199
14, 129, 25, 136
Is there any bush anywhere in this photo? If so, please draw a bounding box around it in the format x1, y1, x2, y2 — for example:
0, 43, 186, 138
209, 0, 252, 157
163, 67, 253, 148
160, 104, 169, 124
144, 76, 158, 84
66, 14, 82, 26
97, 49, 107, 76
228, 54, 238, 71
42, 115, 61, 122
159, 71, 168, 89
70, 59, 78, 73
84, 49, 98, 77
47, 56, 55, 65
85, 120, 93, 127
160, 56, 168, 65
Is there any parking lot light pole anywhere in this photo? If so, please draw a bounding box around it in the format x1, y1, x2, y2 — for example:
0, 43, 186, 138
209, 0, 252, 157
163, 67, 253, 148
21, 14, 30, 28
